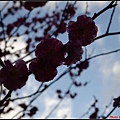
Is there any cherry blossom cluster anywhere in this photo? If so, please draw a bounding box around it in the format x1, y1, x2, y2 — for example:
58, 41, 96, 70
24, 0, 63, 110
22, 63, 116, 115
0, 2, 98, 90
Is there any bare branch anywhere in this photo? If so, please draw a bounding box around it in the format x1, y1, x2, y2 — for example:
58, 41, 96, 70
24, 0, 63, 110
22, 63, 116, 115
0, 90, 12, 107
106, 1, 117, 34
92, 1, 118, 20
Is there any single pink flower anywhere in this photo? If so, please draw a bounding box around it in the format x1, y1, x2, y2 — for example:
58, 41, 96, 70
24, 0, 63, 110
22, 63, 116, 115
29, 59, 57, 82
35, 38, 64, 68
64, 41, 83, 66
0, 59, 28, 90
67, 15, 98, 46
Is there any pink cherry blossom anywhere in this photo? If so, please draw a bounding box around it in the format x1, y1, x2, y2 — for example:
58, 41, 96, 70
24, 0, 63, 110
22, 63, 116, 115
64, 41, 83, 66
0, 59, 28, 90
67, 15, 98, 46
29, 59, 57, 82
35, 38, 65, 68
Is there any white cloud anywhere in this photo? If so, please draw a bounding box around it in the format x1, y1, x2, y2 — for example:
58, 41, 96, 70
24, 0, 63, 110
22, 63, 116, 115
55, 99, 72, 118
112, 61, 120, 76
38, 92, 72, 118
97, 52, 115, 78
111, 61, 120, 90
0, 36, 32, 62
99, 57, 120, 82
1, 101, 23, 119
96, 55, 120, 105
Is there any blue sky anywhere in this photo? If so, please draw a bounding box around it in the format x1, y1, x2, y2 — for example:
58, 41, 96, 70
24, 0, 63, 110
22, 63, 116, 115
0, 1, 120, 119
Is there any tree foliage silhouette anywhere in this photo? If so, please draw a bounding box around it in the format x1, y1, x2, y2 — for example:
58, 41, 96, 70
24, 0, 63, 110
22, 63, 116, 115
0, 1, 119, 119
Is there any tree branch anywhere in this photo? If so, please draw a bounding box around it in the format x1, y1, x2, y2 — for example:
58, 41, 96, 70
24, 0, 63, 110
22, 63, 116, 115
92, 1, 117, 20
103, 106, 117, 119
93, 32, 120, 42
106, 1, 117, 34
87, 48, 120, 61
0, 90, 12, 107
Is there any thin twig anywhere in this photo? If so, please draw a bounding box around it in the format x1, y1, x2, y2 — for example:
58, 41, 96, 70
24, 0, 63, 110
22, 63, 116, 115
11, 110, 24, 119
0, 90, 12, 107
106, 1, 117, 34
99, 96, 113, 118
13, 49, 35, 64
92, 1, 117, 20
45, 82, 73, 119
8, 11, 31, 41
103, 106, 117, 119
85, 2, 89, 15
11, 83, 44, 119
0, 1, 10, 12
11, 83, 43, 101
87, 48, 120, 61
71, 1, 77, 7
93, 32, 120, 42
50, 1, 69, 37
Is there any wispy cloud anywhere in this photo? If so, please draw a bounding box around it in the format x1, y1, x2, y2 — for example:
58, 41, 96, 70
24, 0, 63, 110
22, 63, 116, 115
38, 92, 72, 118
1, 36, 32, 62
96, 54, 120, 104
